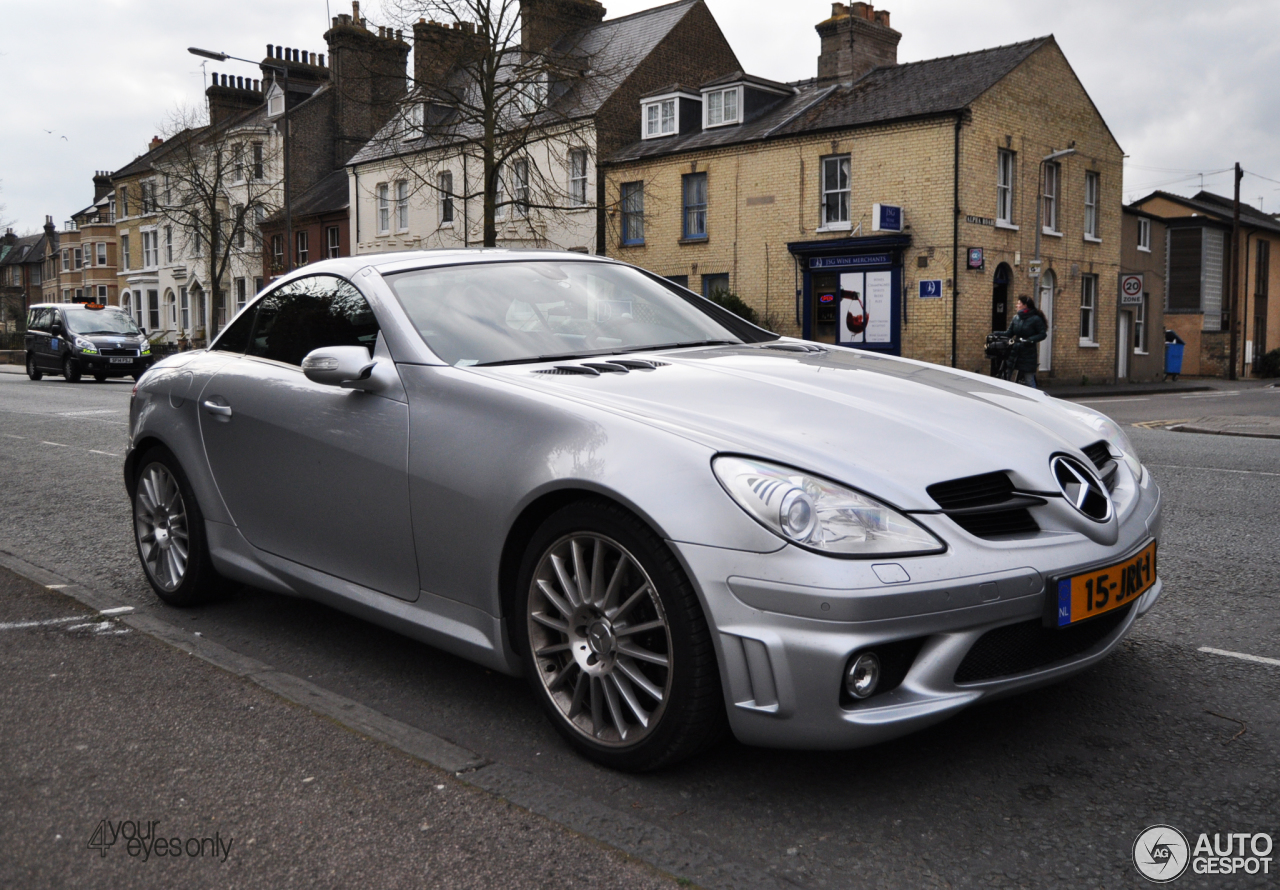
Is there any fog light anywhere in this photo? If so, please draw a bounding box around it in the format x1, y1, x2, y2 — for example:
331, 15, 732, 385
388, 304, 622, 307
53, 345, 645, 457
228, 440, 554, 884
844, 652, 881, 700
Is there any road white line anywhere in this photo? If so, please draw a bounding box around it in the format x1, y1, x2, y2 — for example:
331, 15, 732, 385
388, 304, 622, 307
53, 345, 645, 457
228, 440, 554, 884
1147, 463, 1280, 478
0, 616, 83, 631
67, 621, 117, 633
1181, 391, 1240, 399
58, 409, 121, 416
99, 606, 134, 615
40, 441, 68, 447
46, 584, 67, 589
1199, 646, 1280, 668
1079, 397, 1151, 404
88, 450, 120, 457
2, 433, 26, 439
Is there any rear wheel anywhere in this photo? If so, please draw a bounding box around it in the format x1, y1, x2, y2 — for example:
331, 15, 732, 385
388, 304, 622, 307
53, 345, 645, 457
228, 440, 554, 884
62, 355, 81, 382
26, 354, 42, 381
133, 446, 222, 606
516, 501, 726, 771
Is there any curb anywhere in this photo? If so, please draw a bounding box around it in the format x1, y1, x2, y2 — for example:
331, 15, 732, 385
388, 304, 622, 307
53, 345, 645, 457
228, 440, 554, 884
0, 547, 785, 890
1169, 423, 1280, 441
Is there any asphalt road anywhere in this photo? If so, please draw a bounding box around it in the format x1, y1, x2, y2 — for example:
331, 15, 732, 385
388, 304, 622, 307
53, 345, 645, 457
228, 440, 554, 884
2, 366, 1277, 888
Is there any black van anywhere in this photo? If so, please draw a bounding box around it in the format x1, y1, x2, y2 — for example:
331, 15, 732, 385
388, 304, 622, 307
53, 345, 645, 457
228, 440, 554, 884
24, 302, 153, 382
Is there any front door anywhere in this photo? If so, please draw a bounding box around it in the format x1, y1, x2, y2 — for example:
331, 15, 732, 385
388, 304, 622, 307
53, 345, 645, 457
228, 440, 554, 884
992, 263, 1011, 332
1038, 270, 1056, 372
198, 274, 419, 601
1117, 311, 1131, 380
811, 272, 840, 343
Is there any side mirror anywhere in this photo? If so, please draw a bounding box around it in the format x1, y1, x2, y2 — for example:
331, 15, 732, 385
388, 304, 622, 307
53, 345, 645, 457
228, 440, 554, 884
301, 345, 378, 390
50, 320, 63, 335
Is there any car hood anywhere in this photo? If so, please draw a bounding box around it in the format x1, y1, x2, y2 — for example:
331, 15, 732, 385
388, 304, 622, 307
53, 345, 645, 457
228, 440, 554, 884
484, 344, 1109, 511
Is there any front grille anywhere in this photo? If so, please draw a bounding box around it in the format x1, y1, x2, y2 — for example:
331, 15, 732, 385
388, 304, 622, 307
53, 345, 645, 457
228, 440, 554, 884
99, 347, 137, 357
1081, 440, 1119, 491
927, 472, 1042, 539
954, 603, 1133, 684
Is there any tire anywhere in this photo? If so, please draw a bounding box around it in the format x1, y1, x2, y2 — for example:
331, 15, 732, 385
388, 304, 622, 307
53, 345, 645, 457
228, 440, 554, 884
132, 445, 223, 606
26, 354, 42, 381
93, 373, 108, 383
515, 500, 726, 771
63, 355, 82, 382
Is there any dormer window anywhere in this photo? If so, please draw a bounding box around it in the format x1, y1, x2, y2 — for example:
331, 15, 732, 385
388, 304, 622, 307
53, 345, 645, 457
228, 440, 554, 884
645, 99, 676, 138
704, 87, 740, 128
266, 84, 285, 118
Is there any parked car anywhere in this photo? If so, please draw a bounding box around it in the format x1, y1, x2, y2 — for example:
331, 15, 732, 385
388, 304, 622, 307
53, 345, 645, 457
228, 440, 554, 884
125, 251, 1162, 770
25, 302, 153, 382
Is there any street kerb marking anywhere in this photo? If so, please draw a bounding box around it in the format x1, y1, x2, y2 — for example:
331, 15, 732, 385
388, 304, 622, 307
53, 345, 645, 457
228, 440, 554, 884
1147, 463, 1280, 478
1198, 646, 1280, 668
0, 615, 129, 635
100, 606, 134, 616
1182, 391, 1240, 399
1131, 419, 1194, 429
0, 616, 84, 631
89, 450, 121, 457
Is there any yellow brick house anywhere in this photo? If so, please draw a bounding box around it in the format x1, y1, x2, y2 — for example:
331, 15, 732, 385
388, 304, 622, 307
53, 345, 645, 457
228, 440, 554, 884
603, 2, 1125, 382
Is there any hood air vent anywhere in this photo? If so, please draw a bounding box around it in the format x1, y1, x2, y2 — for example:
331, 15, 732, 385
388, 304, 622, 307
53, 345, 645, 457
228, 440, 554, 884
926, 471, 1044, 539
760, 342, 826, 354
1081, 440, 1118, 491
532, 359, 668, 377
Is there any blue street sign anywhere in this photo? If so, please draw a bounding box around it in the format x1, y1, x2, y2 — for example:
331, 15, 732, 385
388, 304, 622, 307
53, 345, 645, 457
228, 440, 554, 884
918, 280, 943, 299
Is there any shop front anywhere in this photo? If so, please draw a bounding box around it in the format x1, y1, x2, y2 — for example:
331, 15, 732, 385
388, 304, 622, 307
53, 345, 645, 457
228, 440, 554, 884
788, 234, 910, 354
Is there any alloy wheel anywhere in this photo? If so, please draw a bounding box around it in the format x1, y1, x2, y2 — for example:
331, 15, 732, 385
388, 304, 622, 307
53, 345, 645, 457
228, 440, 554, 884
527, 533, 673, 747
134, 463, 191, 591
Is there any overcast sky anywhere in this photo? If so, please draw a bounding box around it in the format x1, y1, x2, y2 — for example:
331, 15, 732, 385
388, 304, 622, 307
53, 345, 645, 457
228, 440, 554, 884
2, 0, 1278, 233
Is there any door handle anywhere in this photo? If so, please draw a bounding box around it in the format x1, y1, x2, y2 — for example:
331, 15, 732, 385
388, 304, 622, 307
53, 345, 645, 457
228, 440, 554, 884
202, 399, 232, 418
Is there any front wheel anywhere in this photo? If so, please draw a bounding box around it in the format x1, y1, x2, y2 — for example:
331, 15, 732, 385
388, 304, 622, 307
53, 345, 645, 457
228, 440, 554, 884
516, 501, 726, 771
26, 354, 42, 381
63, 355, 82, 382
133, 446, 222, 606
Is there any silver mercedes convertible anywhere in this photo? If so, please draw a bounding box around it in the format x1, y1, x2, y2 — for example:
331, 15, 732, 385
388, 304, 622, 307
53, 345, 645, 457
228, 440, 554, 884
125, 250, 1162, 770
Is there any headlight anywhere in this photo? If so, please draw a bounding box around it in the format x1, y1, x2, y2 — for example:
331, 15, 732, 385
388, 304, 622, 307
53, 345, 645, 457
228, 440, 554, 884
141, 342, 152, 355
1061, 404, 1142, 480
75, 336, 98, 354
712, 456, 946, 557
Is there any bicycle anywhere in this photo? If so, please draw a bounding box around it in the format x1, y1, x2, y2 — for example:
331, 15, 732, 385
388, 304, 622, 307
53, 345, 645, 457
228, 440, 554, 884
984, 332, 1031, 385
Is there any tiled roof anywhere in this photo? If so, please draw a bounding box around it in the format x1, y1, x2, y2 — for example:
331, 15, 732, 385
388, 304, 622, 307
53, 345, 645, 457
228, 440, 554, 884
1134, 190, 1280, 234
349, 0, 704, 166
262, 169, 348, 225
0, 232, 47, 266
607, 37, 1051, 164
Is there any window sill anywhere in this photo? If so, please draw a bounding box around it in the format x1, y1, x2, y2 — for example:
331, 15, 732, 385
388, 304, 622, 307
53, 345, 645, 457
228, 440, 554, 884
1084, 235, 1102, 244
439, 222, 454, 229
1042, 228, 1063, 238
618, 240, 646, 249
816, 223, 852, 234
1134, 350, 1149, 356
1137, 246, 1151, 253
679, 236, 709, 245
1078, 340, 1099, 348
995, 221, 1019, 231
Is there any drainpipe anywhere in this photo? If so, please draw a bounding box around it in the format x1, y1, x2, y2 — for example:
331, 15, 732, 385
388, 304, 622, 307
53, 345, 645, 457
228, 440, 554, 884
952, 113, 961, 367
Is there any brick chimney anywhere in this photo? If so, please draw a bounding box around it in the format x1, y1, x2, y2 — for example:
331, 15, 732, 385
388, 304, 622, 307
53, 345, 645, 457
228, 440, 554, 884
93, 170, 113, 202
817, 2, 900, 85
521, 0, 606, 53
206, 72, 266, 127
413, 19, 482, 92
44, 215, 57, 242
325, 1, 410, 166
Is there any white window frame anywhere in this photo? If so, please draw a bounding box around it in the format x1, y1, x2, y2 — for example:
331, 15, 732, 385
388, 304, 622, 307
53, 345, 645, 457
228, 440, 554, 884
376, 183, 390, 235
97, 242, 107, 266
73, 247, 83, 270
267, 84, 285, 118
1043, 162, 1061, 235
1080, 274, 1098, 345
643, 97, 678, 139
61, 249, 70, 272
513, 159, 530, 218
120, 235, 130, 270
180, 286, 190, 331
439, 171, 454, 225
236, 278, 247, 313
996, 149, 1016, 227
326, 225, 341, 258
703, 87, 740, 128
1137, 217, 1151, 252
1084, 171, 1100, 241
819, 154, 851, 230
97, 285, 108, 301
395, 180, 409, 232
295, 230, 308, 266
141, 229, 158, 269
569, 149, 588, 207
495, 164, 507, 221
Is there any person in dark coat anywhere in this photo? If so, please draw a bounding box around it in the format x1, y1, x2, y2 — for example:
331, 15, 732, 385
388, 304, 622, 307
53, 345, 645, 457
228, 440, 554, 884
1005, 296, 1048, 388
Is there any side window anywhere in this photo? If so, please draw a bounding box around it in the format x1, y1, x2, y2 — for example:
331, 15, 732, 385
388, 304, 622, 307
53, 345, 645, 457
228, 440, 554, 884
212, 301, 256, 354
246, 275, 379, 367
29, 308, 50, 332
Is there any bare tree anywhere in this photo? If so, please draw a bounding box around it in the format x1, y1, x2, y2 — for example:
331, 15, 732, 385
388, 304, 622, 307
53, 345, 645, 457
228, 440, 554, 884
0, 180, 13, 231
375, 0, 618, 247
155, 105, 282, 338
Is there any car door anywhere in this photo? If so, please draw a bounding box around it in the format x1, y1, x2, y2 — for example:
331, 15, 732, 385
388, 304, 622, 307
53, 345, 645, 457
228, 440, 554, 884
197, 274, 420, 601
27, 308, 52, 368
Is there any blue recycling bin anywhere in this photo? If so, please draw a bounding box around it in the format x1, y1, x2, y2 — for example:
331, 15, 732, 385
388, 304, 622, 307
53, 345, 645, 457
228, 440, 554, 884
1164, 342, 1184, 379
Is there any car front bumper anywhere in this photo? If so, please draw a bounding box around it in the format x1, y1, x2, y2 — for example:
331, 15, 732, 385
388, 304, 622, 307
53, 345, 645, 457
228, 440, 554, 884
76, 354, 152, 374
671, 466, 1163, 750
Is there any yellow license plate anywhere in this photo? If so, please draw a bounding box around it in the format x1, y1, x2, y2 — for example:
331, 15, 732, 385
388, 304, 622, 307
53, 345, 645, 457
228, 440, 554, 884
1054, 542, 1157, 627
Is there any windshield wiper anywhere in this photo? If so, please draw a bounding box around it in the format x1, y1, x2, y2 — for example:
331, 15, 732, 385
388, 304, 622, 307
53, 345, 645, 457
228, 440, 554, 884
476, 350, 621, 367
626, 339, 739, 353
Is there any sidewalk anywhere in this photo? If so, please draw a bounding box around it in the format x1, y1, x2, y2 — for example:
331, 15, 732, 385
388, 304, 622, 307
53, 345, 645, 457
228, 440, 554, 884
0, 566, 674, 890
1170, 415, 1280, 440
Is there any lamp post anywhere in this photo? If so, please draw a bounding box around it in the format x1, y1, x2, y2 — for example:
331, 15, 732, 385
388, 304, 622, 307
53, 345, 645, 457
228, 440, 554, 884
188, 47, 292, 278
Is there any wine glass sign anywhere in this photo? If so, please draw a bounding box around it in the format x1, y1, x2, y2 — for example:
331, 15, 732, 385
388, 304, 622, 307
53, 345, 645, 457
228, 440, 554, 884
839, 271, 893, 344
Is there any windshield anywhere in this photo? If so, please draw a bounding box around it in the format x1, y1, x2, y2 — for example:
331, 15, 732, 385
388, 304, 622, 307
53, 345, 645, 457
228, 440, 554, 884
63, 308, 141, 336
384, 261, 756, 366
